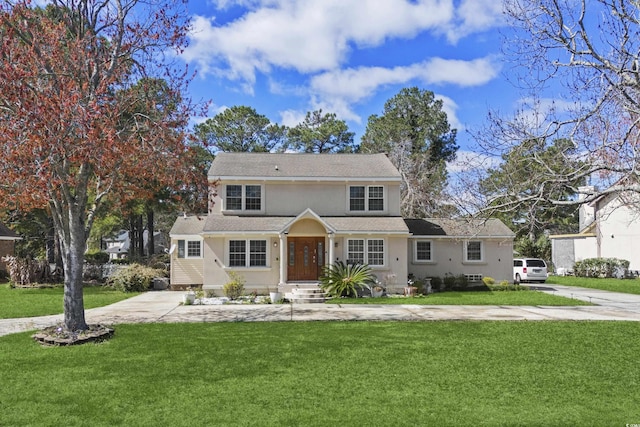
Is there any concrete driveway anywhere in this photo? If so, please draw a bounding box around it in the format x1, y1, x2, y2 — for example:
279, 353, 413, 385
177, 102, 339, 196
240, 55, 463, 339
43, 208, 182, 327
2, 284, 640, 337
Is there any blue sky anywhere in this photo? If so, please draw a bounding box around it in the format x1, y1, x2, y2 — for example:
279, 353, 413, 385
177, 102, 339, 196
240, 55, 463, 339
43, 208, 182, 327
180, 0, 520, 158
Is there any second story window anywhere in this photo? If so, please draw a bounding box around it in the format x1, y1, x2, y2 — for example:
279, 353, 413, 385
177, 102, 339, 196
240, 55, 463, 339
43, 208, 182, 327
245, 185, 261, 211
225, 184, 263, 212
349, 185, 384, 212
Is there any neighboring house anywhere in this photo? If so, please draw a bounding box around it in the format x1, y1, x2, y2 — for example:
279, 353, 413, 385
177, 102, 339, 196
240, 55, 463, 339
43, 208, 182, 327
551, 187, 640, 272
170, 153, 515, 293
104, 230, 167, 260
0, 221, 21, 273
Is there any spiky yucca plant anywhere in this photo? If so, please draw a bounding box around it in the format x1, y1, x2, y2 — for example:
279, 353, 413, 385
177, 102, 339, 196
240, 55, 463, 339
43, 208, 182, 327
319, 261, 375, 298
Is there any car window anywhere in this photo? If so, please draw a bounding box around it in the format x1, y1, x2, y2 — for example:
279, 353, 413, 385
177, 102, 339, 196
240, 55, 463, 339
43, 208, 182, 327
514, 260, 523, 267
526, 259, 546, 267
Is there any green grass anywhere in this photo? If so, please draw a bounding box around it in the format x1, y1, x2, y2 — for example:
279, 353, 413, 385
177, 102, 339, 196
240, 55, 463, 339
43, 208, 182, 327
0, 283, 139, 319
327, 290, 591, 306
1, 322, 639, 426
548, 275, 640, 295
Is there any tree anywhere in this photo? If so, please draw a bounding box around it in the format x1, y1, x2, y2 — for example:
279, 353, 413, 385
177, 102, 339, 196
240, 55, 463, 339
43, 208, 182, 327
0, 1, 199, 332
288, 109, 356, 153
195, 105, 288, 153
479, 139, 583, 237
360, 87, 458, 217
471, 0, 640, 218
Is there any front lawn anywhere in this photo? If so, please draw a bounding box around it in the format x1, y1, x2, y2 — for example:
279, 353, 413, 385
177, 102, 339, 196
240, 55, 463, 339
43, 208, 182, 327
0, 284, 140, 319
327, 290, 590, 306
1, 322, 638, 426
548, 275, 640, 295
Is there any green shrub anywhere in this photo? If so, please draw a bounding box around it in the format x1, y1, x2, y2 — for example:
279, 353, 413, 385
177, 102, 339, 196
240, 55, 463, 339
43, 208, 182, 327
106, 263, 163, 292
482, 276, 496, 286
85, 250, 109, 264
574, 258, 630, 278
223, 272, 245, 300
429, 276, 442, 292
455, 274, 469, 290
443, 274, 456, 291
320, 261, 375, 298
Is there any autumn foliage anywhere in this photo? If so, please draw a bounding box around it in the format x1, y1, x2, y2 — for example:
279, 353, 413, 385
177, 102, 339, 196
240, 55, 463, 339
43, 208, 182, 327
0, 0, 202, 331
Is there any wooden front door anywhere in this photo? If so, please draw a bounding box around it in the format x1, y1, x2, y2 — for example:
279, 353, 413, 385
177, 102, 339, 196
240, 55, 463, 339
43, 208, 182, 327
287, 237, 325, 281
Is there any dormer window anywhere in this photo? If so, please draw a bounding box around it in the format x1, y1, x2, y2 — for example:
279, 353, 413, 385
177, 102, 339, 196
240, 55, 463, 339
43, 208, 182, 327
225, 184, 263, 212
349, 185, 385, 212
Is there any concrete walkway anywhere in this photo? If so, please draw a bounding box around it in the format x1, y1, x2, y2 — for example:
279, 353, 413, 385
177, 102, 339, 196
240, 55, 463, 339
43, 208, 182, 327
3, 284, 640, 337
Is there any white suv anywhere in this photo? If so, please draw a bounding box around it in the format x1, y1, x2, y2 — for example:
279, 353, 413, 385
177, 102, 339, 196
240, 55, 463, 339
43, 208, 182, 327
513, 258, 548, 283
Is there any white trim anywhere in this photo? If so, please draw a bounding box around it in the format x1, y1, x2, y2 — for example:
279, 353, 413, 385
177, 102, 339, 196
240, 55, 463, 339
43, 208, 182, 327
413, 239, 434, 263
344, 237, 386, 267
463, 240, 484, 263
222, 183, 265, 214
346, 184, 388, 214
226, 238, 271, 268
212, 176, 402, 183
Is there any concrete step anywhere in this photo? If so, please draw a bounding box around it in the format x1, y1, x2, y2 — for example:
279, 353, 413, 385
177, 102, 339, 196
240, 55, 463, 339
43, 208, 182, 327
287, 286, 326, 304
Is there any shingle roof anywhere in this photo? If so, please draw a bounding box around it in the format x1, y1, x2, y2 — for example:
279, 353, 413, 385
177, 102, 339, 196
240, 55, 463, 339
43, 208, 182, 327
0, 222, 20, 240
208, 153, 401, 180
203, 215, 409, 234
405, 218, 515, 238
170, 215, 208, 236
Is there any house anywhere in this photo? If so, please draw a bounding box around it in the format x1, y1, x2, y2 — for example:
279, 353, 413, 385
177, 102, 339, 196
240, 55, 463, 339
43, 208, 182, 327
405, 218, 515, 283
103, 230, 167, 260
551, 187, 640, 272
169, 153, 515, 294
0, 221, 21, 273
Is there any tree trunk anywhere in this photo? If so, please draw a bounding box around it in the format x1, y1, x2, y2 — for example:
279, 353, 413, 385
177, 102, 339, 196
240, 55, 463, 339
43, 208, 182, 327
61, 211, 88, 331
147, 209, 155, 256
137, 214, 144, 258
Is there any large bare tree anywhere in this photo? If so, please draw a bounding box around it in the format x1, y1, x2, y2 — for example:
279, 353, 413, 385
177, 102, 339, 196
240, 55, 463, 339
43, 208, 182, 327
461, 0, 640, 217
0, 0, 200, 332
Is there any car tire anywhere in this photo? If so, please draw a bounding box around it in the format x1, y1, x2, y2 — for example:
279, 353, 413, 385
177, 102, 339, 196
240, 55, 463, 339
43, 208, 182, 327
515, 273, 521, 284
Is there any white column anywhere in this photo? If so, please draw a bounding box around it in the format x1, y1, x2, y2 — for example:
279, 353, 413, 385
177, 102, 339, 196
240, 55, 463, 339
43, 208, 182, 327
279, 233, 286, 286
328, 232, 335, 267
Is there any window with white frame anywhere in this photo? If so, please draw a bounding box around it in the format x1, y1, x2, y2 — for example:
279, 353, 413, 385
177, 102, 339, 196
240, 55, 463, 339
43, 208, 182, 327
228, 239, 268, 267
414, 240, 433, 262
177, 240, 202, 259
465, 241, 483, 262
348, 185, 384, 212
225, 184, 262, 211
347, 238, 385, 266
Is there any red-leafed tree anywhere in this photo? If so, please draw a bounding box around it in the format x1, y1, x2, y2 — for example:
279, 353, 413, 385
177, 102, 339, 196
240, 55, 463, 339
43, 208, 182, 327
0, 0, 203, 332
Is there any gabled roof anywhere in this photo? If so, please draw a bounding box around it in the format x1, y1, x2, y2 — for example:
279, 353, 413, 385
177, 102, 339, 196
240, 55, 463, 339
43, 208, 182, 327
0, 222, 20, 240
208, 153, 401, 181
170, 215, 208, 236
202, 214, 409, 235
405, 218, 515, 238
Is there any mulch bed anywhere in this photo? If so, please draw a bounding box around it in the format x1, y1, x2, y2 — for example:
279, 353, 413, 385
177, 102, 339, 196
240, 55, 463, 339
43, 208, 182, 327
32, 324, 114, 346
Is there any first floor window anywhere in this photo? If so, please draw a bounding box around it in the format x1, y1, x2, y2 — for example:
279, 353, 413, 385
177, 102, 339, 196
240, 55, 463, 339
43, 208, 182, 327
229, 240, 246, 266
187, 241, 201, 258
347, 238, 384, 266
229, 239, 268, 267
415, 240, 432, 262
177, 240, 202, 259
249, 240, 267, 266
466, 241, 482, 262
347, 239, 365, 265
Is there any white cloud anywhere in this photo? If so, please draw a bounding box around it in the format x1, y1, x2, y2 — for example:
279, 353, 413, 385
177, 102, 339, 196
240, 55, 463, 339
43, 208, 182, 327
444, 0, 505, 43
183, 0, 455, 82
447, 150, 501, 173
304, 57, 499, 125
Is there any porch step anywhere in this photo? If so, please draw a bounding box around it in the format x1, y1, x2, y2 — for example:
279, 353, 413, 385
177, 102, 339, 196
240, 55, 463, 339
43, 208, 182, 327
286, 286, 326, 304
